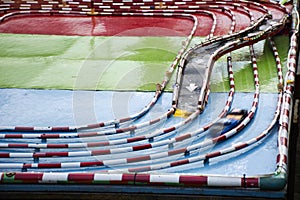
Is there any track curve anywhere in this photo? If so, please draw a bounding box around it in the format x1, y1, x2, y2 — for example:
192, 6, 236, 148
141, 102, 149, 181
0, 0, 298, 192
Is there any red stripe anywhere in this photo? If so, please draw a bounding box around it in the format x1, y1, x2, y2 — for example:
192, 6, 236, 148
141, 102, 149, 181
116, 126, 136, 133
277, 154, 287, 164
87, 124, 99, 129
212, 135, 226, 143
285, 96, 291, 104
236, 123, 245, 132
235, 143, 248, 150
15, 127, 34, 131
37, 163, 62, 168
34, 152, 68, 157
0, 153, 10, 158
282, 155, 287, 164
14, 173, 43, 182
91, 149, 111, 155
80, 161, 104, 167
164, 127, 176, 133
68, 173, 94, 182
88, 141, 110, 147
256, 133, 266, 141
51, 127, 70, 131
40, 134, 59, 138
242, 178, 259, 188
203, 124, 210, 131
127, 155, 151, 163
122, 174, 135, 182
87, 123, 105, 128
132, 143, 152, 151
135, 174, 150, 183
281, 122, 289, 129
251, 101, 258, 109
23, 164, 32, 168
179, 175, 207, 186
184, 118, 192, 124
206, 151, 221, 159
168, 148, 186, 156
283, 109, 289, 117
47, 144, 68, 148
150, 118, 160, 125
170, 159, 189, 167
128, 166, 151, 172
120, 117, 131, 123
280, 137, 288, 146
5, 134, 23, 138
78, 132, 98, 137
226, 100, 231, 106
175, 134, 191, 142
8, 143, 29, 148
167, 109, 175, 116
127, 136, 145, 143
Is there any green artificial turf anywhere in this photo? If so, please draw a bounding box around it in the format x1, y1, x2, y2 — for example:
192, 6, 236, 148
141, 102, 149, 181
210, 36, 289, 92
0, 33, 289, 92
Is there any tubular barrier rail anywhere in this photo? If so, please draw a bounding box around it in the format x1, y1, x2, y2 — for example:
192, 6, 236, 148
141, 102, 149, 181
0, 0, 299, 197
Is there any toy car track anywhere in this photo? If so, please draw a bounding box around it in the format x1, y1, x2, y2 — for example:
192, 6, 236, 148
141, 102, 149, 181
0, 0, 299, 195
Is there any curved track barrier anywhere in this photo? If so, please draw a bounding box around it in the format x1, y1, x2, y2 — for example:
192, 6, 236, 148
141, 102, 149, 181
0, 0, 298, 197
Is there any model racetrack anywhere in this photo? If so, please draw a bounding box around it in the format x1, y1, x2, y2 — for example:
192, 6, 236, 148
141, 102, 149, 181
0, 0, 299, 197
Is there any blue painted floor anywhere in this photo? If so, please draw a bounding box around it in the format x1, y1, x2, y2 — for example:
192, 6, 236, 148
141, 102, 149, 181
0, 89, 280, 176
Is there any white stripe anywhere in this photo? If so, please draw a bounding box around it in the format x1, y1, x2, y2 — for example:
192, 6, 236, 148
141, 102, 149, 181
103, 9, 114, 12
68, 143, 86, 148
99, 6, 111, 8
60, 133, 78, 138
208, 176, 241, 187
10, 153, 33, 158
31, 163, 38, 168
0, 163, 23, 168
22, 134, 39, 138
61, 162, 80, 168
150, 174, 179, 183
104, 159, 127, 166
68, 151, 91, 157
42, 173, 68, 182
62, 7, 72, 10
94, 173, 122, 181
150, 151, 168, 159
26, 1, 38, 4
110, 147, 132, 154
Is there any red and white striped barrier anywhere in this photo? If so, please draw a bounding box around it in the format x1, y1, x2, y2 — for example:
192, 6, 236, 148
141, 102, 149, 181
0, 0, 294, 192
276, 7, 299, 174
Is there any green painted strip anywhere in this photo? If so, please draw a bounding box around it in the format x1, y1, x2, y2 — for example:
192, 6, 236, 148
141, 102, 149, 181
0, 33, 288, 92
92, 180, 111, 184
260, 173, 287, 190
210, 36, 289, 93
2, 173, 22, 183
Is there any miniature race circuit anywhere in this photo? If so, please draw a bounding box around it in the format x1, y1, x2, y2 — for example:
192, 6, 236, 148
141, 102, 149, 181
0, 0, 299, 199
